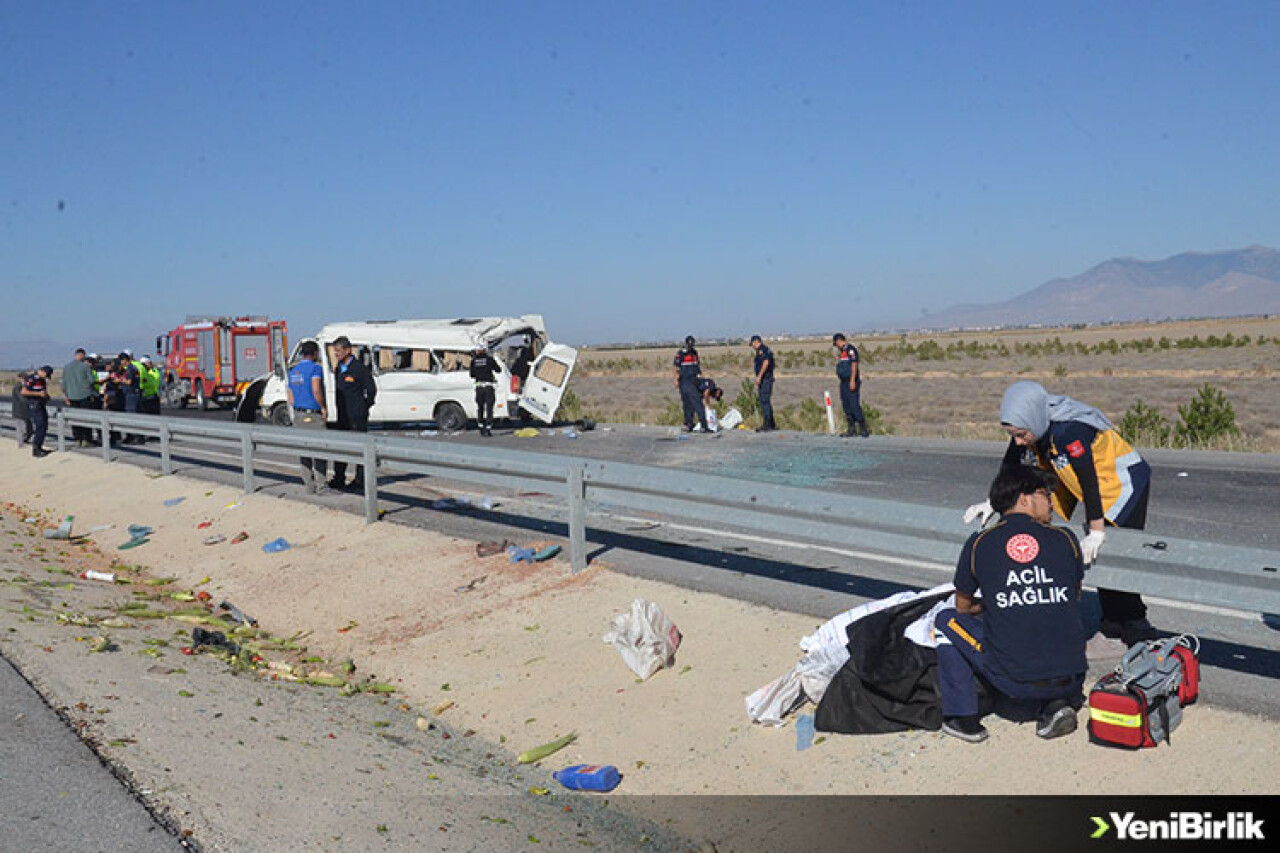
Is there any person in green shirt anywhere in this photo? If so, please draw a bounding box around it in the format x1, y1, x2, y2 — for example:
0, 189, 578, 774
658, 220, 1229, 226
138, 355, 162, 415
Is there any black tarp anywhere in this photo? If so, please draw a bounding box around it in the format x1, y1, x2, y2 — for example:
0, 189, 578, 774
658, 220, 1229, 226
815, 590, 970, 735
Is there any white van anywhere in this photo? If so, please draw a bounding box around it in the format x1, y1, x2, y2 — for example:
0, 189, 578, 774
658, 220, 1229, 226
235, 315, 578, 431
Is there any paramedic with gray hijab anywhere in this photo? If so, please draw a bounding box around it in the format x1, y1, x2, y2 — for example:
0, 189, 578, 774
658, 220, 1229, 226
962, 380, 1155, 646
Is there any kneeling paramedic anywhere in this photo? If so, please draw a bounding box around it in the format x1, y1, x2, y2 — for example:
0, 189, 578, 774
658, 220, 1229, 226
936, 465, 1087, 743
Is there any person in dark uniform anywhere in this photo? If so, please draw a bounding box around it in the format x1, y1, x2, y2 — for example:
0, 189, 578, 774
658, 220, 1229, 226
510, 343, 533, 391
832, 333, 869, 437
749, 335, 776, 431
937, 465, 1087, 743
469, 345, 498, 437
327, 336, 377, 490
11, 371, 33, 445
21, 366, 53, 458
672, 336, 707, 433
964, 380, 1156, 645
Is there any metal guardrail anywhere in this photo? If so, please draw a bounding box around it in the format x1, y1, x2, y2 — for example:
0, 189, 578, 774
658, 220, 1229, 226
4, 402, 1280, 614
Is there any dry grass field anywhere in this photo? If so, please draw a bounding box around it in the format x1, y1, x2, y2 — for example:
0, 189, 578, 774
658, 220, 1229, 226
570, 316, 1280, 452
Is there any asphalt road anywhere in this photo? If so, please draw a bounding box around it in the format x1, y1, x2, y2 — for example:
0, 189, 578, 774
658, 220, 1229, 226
0, 655, 184, 852
67, 411, 1280, 722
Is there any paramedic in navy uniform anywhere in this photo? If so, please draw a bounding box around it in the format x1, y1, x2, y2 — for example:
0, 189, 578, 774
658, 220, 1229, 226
937, 465, 1087, 744
673, 336, 708, 433
964, 380, 1155, 646
831, 333, 869, 437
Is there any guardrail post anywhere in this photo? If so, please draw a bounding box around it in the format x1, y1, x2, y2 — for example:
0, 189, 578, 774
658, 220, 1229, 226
100, 411, 111, 462
241, 431, 255, 494
567, 463, 587, 572
363, 442, 378, 523
55, 410, 66, 453
159, 421, 172, 476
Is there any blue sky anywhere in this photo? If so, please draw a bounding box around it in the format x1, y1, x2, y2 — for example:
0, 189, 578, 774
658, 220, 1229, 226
4, 1, 1278, 362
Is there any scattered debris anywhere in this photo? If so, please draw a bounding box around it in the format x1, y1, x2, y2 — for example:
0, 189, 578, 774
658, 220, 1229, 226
514, 427, 540, 438
197, 521, 213, 529
455, 575, 487, 594
476, 539, 512, 558
230, 532, 249, 544
80, 570, 116, 583
262, 537, 291, 553
202, 534, 227, 545
163, 497, 186, 507
795, 713, 815, 751
219, 601, 258, 627
433, 700, 455, 715
191, 627, 239, 654
517, 732, 577, 765
43, 515, 75, 540
507, 546, 536, 563
532, 545, 561, 562
602, 599, 682, 680
118, 524, 153, 550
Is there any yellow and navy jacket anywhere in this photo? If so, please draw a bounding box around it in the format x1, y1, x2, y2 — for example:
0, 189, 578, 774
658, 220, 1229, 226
1003, 422, 1151, 529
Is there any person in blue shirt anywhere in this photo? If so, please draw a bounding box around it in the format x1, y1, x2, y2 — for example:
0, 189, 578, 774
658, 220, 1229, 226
672, 336, 707, 433
749, 335, 776, 432
831, 333, 869, 437
937, 464, 1087, 743
287, 341, 329, 494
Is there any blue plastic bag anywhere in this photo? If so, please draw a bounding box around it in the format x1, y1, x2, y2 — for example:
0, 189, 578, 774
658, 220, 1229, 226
262, 537, 291, 553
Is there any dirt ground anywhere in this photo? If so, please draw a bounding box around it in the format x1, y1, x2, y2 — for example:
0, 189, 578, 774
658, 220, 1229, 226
571, 317, 1280, 450
2, 443, 1277, 840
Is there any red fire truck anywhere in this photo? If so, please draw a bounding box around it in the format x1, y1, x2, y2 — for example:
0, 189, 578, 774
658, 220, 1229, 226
155, 316, 288, 410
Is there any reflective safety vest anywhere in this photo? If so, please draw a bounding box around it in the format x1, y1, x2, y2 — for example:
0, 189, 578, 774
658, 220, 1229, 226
139, 364, 161, 397
1036, 427, 1150, 526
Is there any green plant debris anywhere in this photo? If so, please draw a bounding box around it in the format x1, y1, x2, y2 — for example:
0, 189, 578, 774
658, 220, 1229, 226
517, 732, 576, 765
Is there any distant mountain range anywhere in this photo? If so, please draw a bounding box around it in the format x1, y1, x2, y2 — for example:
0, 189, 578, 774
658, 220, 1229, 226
913, 245, 1280, 330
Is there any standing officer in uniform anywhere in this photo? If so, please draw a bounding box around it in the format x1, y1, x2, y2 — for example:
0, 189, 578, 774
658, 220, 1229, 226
832, 333, 869, 437
749, 335, 776, 432
469, 345, 498, 437
288, 341, 329, 494
673, 336, 707, 433
937, 465, 1087, 743
327, 336, 377, 491
21, 365, 53, 458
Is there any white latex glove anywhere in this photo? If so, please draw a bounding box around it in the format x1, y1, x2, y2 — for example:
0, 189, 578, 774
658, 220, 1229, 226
1081, 530, 1106, 565
963, 500, 995, 525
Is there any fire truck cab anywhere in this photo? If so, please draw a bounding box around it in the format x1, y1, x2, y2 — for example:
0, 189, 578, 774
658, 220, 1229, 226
156, 316, 288, 410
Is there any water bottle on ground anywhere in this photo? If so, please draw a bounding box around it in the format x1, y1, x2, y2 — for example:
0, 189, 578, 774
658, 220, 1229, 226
552, 764, 621, 792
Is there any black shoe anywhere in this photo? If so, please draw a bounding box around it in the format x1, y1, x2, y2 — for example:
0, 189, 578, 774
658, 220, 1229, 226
347, 479, 365, 492
858, 426, 871, 438
1036, 701, 1078, 740
941, 715, 988, 743
1120, 619, 1161, 646
327, 478, 346, 490
840, 430, 856, 438
32, 448, 49, 458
